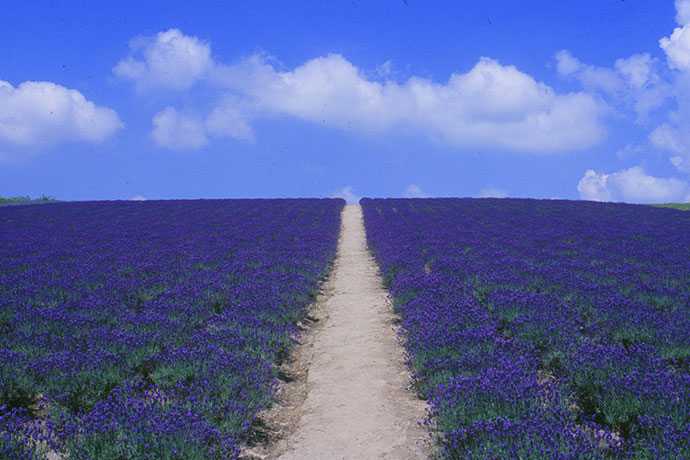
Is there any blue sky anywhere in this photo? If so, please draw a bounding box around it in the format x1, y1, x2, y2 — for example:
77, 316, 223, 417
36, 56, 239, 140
2, 0, 690, 203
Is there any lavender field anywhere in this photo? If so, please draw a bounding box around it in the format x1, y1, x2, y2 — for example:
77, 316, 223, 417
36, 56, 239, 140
0, 199, 343, 459
362, 198, 690, 459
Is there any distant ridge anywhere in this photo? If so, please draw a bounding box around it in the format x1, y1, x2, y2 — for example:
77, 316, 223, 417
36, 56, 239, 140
649, 203, 690, 211
0, 195, 59, 206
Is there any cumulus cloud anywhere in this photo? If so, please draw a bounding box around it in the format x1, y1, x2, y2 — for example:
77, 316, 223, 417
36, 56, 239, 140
650, 123, 685, 155
656, 125, 690, 172
645, 1, 690, 175
403, 184, 430, 198
577, 170, 614, 202
204, 95, 255, 141
114, 29, 213, 91
479, 186, 508, 198
555, 50, 622, 93
151, 107, 208, 150
677, 0, 690, 25
331, 185, 361, 204
660, 27, 690, 72
215, 54, 607, 152
555, 50, 668, 120
660, 1, 690, 72
670, 155, 688, 171
115, 30, 608, 152
577, 167, 690, 203
560, 1, 690, 193
0, 80, 122, 159
130, 195, 147, 201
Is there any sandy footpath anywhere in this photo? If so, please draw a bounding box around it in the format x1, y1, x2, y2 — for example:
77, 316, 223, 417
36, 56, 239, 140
264, 204, 429, 459
242, 204, 429, 459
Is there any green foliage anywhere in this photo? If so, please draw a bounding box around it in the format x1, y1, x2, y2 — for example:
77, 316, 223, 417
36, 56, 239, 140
46, 364, 129, 415
612, 326, 653, 350
0, 367, 36, 411
0, 196, 31, 202
0, 429, 50, 460
648, 203, 690, 211
543, 350, 567, 374
63, 398, 224, 460
658, 343, 690, 371
0, 195, 56, 203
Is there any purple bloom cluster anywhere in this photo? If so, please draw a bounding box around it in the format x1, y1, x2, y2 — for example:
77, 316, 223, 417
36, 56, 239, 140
361, 198, 690, 459
0, 198, 343, 459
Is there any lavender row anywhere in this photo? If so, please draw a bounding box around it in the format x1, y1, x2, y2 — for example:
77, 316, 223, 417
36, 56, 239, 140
361, 198, 690, 459
0, 198, 343, 459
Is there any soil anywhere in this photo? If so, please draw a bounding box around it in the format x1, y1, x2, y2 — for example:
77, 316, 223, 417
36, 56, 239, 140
241, 205, 430, 459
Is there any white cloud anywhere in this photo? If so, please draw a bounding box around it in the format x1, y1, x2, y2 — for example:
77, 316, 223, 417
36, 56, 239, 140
577, 170, 614, 202
0, 80, 122, 159
131, 195, 146, 201
671, 155, 688, 170
660, 1, 690, 71
555, 50, 621, 93
649, 1, 690, 174
116, 29, 608, 152
375, 60, 394, 78
215, 53, 607, 152
649, 112, 690, 173
615, 54, 655, 90
677, 0, 690, 25
331, 185, 361, 204
150, 98, 254, 150
557, 4, 690, 200
479, 185, 508, 198
615, 143, 644, 160
577, 167, 689, 203
555, 50, 668, 121
204, 95, 255, 141
650, 123, 685, 154
554, 50, 581, 76
151, 107, 208, 150
660, 26, 690, 72
403, 184, 430, 198
114, 29, 213, 91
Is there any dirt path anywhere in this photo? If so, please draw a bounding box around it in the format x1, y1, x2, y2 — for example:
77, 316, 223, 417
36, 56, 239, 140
266, 204, 429, 459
